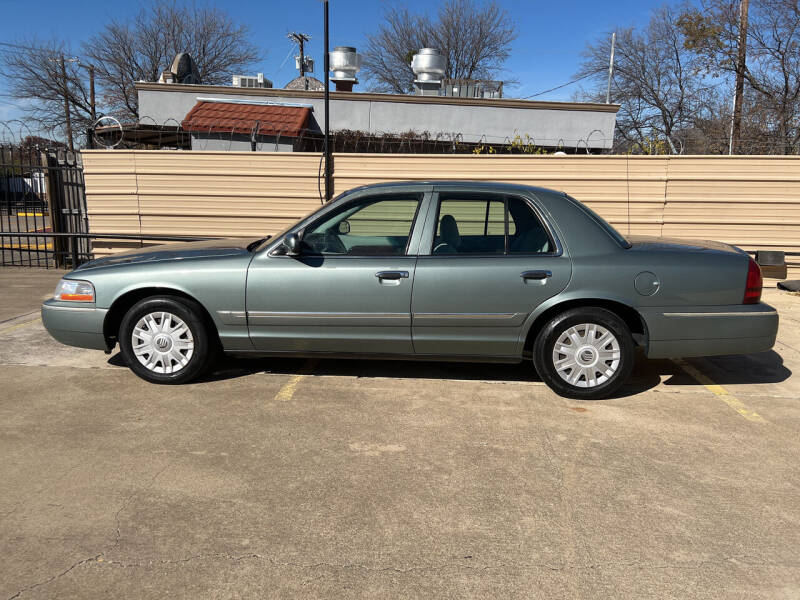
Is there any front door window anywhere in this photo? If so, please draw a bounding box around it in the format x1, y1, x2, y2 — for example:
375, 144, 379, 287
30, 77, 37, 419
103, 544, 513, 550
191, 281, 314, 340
302, 195, 421, 256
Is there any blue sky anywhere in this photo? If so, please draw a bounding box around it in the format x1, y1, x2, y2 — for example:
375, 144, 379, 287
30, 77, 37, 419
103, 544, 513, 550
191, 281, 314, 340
0, 0, 668, 121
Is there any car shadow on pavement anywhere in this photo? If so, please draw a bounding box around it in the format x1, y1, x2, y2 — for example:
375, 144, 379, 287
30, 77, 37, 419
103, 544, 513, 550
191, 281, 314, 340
202, 354, 543, 384
661, 350, 792, 386
108, 349, 791, 399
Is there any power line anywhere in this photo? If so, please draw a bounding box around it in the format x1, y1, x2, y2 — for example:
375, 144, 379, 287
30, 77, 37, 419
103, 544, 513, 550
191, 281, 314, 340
520, 69, 604, 100
278, 42, 298, 70
0, 41, 44, 52
0, 40, 74, 55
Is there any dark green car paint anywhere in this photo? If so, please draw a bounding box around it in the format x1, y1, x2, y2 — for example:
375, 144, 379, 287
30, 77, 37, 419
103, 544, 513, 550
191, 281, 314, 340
41, 182, 779, 363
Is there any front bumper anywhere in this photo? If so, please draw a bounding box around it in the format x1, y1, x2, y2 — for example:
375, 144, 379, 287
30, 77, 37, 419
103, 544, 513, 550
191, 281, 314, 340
641, 303, 779, 359
41, 300, 109, 351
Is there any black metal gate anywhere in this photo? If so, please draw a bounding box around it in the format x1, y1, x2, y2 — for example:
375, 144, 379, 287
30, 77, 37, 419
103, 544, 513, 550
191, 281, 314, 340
0, 144, 90, 268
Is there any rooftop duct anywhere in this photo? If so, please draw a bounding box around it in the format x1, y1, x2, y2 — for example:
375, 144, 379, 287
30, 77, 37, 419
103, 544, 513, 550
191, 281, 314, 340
329, 46, 362, 92
411, 48, 445, 95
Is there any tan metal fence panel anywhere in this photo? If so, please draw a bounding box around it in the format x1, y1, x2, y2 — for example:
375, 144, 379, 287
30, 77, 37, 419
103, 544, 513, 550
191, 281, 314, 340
333, 154, 668, 237
82, 150, 323, 255
81, 150, 140, 256
663, 157, 800, 278
81, 150, 800, 277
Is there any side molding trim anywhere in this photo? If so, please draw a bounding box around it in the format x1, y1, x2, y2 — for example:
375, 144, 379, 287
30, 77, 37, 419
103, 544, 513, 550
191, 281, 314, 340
663, 311, 778, 318
247, 311, 408, 320
217, 310, 247, 325
413, 313, 522, 320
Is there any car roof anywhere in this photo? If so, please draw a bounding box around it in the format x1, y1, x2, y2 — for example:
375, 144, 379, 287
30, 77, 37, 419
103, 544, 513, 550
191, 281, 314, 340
344, 180, 563, 197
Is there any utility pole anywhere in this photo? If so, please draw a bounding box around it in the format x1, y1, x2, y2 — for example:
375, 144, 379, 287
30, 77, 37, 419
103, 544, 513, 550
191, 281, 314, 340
88, 64, 96, 123
606, 32, 616, 104
322, 2, 331, 201
58, 56, 74, 151
288, 32, 311, 77
49, 56, 93, 150
729, 0, 749, 155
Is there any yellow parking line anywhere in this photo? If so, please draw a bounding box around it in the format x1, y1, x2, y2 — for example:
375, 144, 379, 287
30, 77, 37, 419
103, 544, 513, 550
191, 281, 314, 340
0, 317, 41, 334
673, 358, 766, 423
0, 243, 53, 251
274, 359, 319, 402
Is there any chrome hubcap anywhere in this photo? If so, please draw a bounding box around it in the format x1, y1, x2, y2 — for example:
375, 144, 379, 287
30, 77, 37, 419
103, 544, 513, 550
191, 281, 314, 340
552, 323, 620, 388
132, 311, 194, 374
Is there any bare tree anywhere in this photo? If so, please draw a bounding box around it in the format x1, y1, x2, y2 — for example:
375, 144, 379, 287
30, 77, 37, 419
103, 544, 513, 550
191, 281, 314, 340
362, 0, 517, 94
0, 39, 93, 140
0, 0, 262, 136
578, 6, 715, 153
680, 0, 800, 153
83, 1, 262, 120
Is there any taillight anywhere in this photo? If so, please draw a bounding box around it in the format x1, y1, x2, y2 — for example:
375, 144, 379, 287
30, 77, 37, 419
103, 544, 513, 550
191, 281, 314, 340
743, 257, 763, 304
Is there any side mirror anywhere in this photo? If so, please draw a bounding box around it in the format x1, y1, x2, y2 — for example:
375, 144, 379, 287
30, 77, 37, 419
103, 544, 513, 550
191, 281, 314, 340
284, 233, 301, 256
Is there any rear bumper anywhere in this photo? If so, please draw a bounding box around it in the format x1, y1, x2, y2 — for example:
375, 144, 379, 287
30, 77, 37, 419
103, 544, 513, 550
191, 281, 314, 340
641, 303, 778, 359
41, 301, 109, 351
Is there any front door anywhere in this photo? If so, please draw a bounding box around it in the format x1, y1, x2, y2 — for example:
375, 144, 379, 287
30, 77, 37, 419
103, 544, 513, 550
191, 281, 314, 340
246, 189, 429, 354
411, 189, 572, 357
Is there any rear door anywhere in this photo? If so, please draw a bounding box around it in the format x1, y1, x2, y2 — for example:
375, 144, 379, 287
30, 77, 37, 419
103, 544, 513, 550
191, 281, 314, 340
411, 188, 571, 357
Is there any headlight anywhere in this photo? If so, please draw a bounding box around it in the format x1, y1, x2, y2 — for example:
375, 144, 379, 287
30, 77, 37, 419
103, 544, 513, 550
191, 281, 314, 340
54, 279, 95, 302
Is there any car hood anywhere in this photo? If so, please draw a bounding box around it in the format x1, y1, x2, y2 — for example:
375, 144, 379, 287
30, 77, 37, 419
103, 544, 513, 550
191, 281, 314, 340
626, 235, 744, 255
73, 238, 259, 271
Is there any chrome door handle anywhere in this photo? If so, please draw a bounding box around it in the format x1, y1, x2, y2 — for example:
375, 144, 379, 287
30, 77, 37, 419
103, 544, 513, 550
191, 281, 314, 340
375, 270, 409, 280
520, 270, 552, 280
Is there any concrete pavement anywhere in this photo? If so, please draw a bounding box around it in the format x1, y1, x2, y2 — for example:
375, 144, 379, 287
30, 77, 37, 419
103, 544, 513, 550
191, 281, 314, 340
1, 269, 798, 599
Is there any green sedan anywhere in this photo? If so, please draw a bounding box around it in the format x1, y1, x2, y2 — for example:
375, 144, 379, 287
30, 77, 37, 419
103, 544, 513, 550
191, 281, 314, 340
42, 182, 778, 399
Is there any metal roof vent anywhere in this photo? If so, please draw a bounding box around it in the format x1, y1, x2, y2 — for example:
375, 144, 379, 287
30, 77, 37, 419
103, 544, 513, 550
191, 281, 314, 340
329, 46, 362, 92
411, 48, 445, 95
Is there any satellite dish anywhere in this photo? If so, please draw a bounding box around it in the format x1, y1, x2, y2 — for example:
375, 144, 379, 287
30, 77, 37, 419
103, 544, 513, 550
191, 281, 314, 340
170, 53, 201, 84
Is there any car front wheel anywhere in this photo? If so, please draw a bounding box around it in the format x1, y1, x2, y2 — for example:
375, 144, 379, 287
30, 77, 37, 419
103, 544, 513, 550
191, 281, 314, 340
119, 296, 213, 384
533, 307, 634, 400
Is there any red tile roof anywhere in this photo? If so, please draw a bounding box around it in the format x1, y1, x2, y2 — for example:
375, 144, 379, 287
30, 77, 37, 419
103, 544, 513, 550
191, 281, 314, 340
181, 101, 311, 137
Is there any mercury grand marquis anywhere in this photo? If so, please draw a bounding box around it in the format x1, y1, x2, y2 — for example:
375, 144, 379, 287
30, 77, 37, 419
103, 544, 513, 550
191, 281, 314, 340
42, 182, 778, 399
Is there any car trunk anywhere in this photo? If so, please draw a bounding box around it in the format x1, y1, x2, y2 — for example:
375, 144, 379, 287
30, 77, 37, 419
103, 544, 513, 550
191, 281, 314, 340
625, 235, 744, 256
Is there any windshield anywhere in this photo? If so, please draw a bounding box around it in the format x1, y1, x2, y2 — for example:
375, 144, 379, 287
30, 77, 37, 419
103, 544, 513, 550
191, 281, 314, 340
564, 194, 631, 249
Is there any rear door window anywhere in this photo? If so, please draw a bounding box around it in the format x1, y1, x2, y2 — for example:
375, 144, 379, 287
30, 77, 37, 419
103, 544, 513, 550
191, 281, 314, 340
432, 193, 553, 255
434, 198, 506, 254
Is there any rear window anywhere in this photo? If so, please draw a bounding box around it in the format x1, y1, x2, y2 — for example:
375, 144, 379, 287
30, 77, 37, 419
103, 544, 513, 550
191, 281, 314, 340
564, 195, 631, 248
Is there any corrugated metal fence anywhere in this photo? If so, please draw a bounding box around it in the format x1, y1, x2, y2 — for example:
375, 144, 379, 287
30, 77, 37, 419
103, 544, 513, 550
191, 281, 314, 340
81, 151, 800, 276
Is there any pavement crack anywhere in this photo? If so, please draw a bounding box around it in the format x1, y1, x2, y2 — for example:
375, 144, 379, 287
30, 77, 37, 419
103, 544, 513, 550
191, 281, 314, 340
6, 549, 799, 598
6, 461, 173, 600
111, 462, 173, 552
541, 429, 565, 485
6, 554, 102, 600
55, 552, 800, 575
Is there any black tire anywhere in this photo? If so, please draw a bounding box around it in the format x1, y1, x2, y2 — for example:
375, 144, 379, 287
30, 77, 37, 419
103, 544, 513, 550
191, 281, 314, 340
119, 295, 214, 384
533, 307, 635, 400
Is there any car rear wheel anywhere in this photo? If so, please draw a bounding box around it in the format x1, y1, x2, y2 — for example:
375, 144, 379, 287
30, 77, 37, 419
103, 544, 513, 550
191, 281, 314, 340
533, 307, 634, 400
119, 296, 213, 384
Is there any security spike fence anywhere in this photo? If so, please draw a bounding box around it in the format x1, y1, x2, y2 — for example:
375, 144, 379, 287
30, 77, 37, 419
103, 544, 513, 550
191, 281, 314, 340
5, 117, 800, 156
0, 116, 607, 155
82, 116, 613, 155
